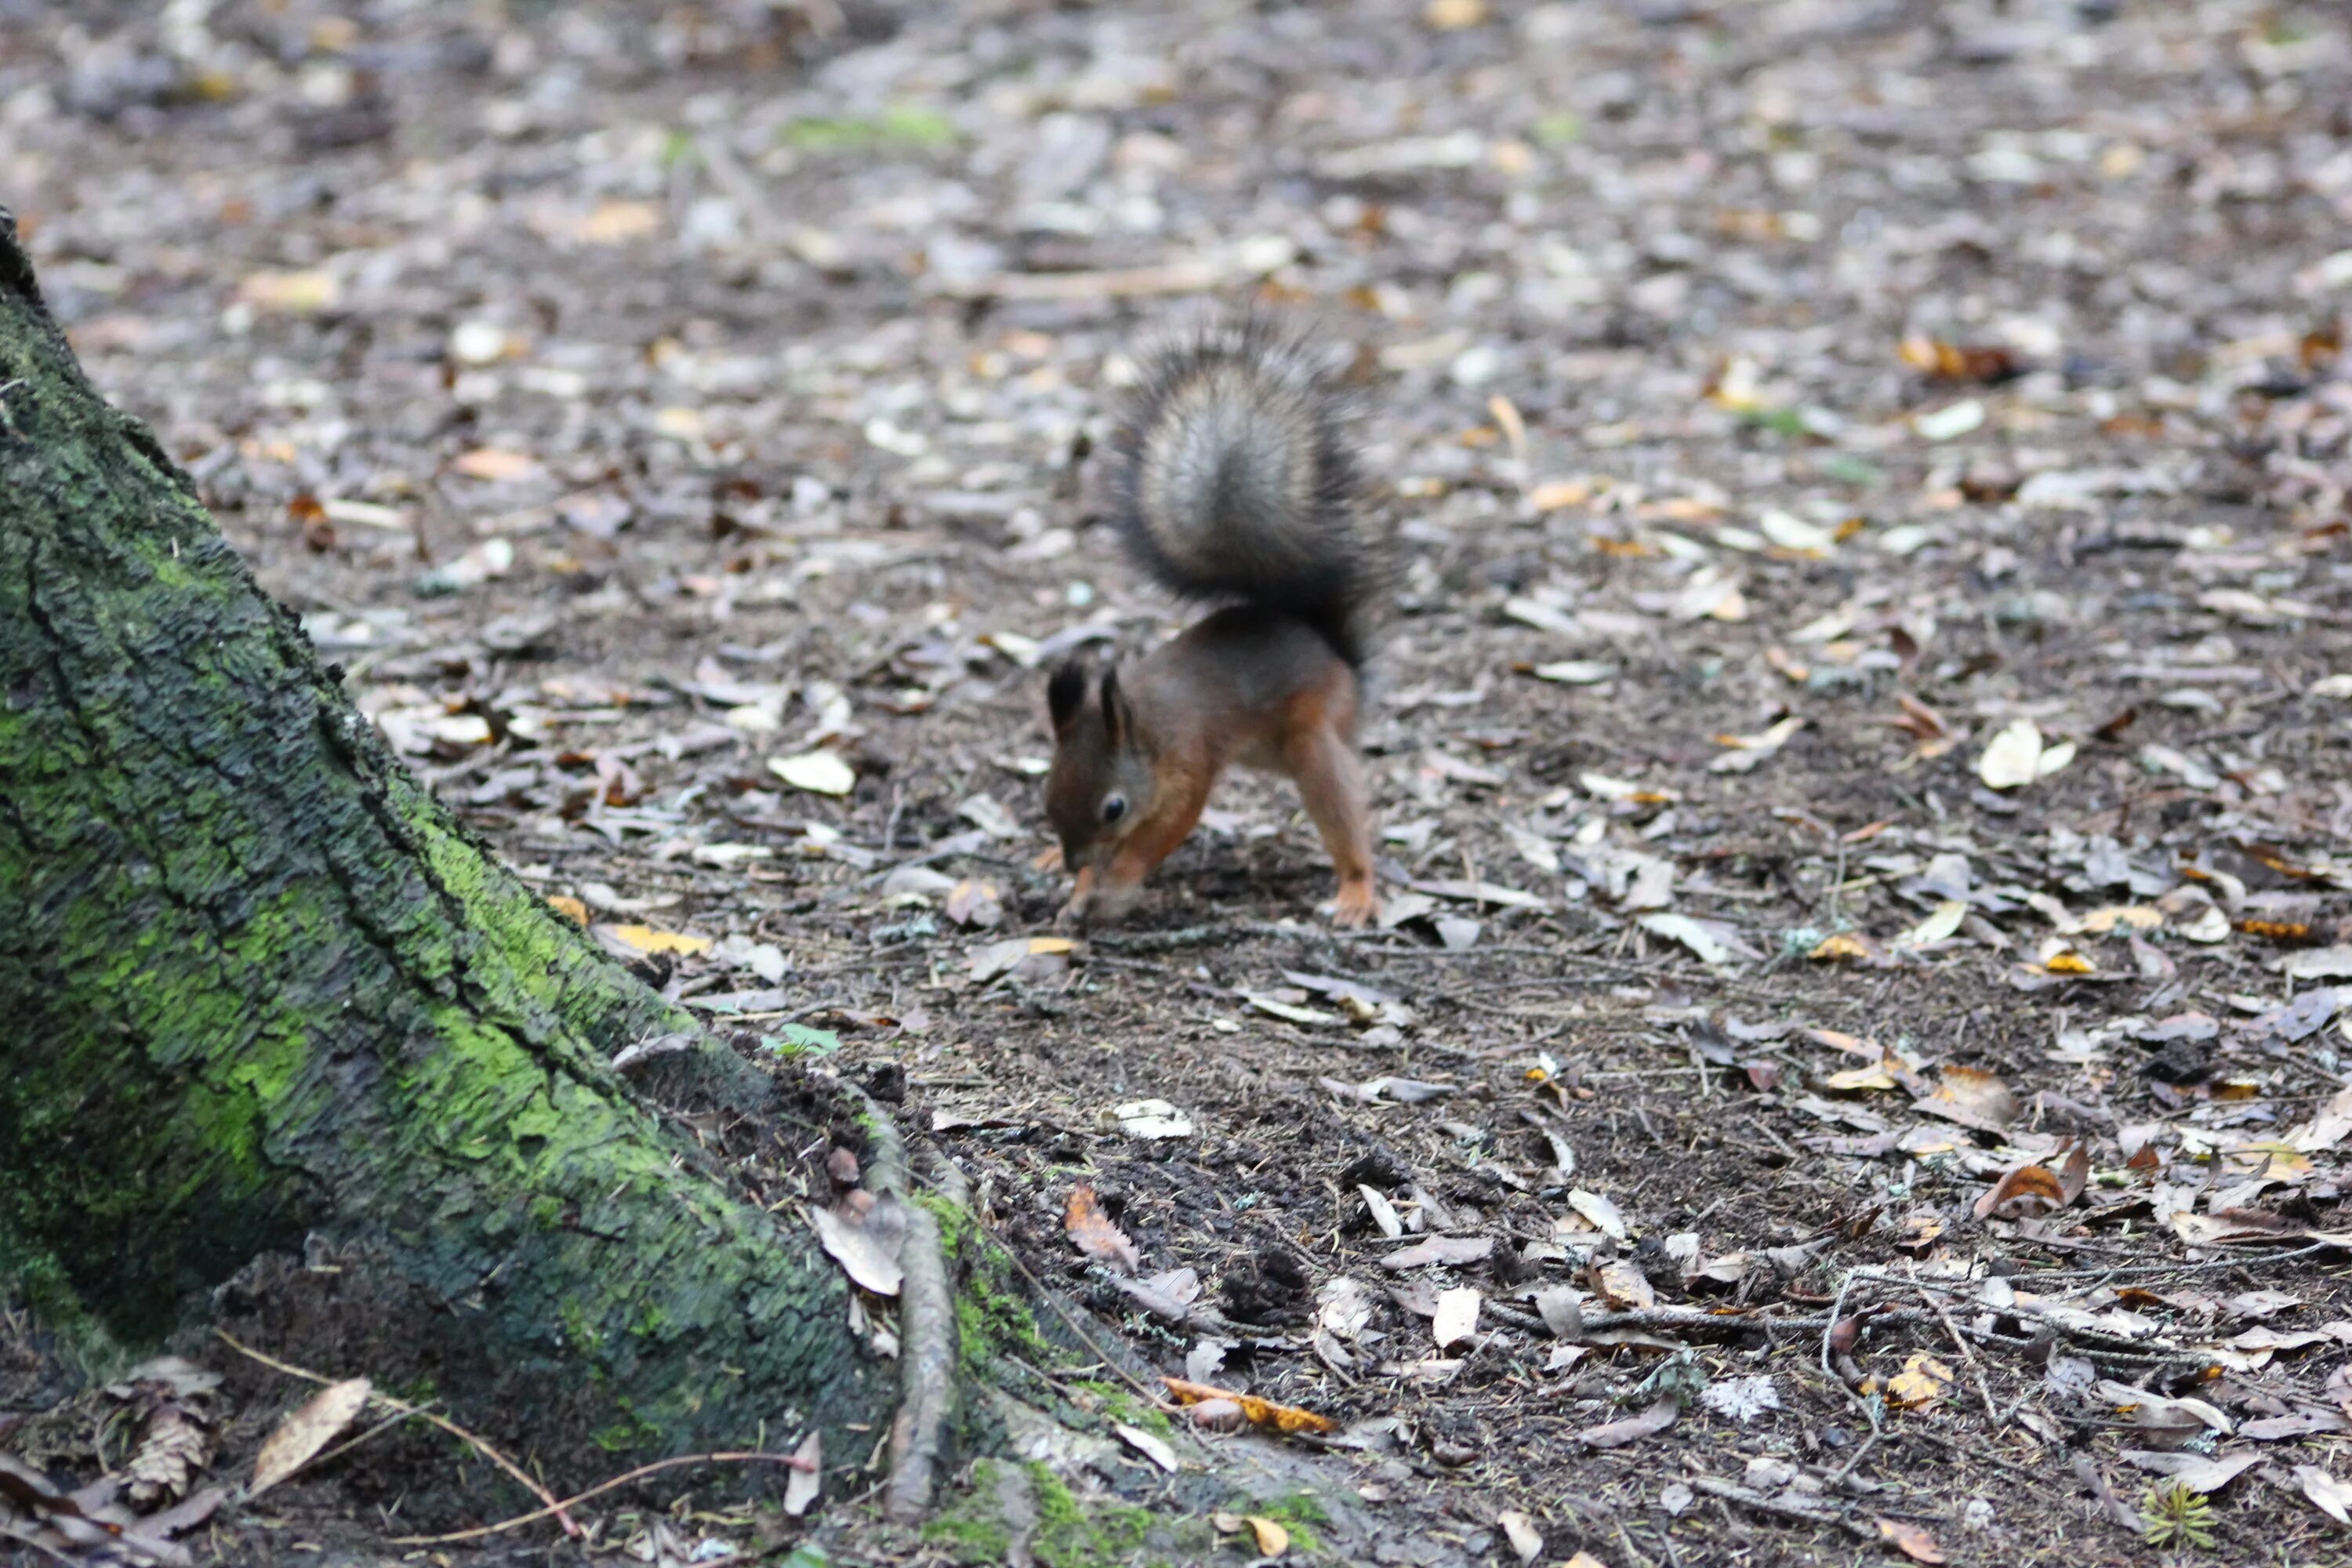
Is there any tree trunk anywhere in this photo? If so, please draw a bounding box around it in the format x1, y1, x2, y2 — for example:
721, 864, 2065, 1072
0, 207, 892, 1486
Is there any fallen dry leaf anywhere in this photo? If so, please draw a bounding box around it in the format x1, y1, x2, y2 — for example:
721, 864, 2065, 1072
2119, 1449, 2261, 1494
1496, 1509, 1543, 1565
808, 1202, 903, 1297
782, 1429, 821, 1516
1432, 1287, 1481, 1350
1065, 1185, 1142, 1274
1246, 1515, 1290, 1557
1886, 1353, 1955, 1409
237, 269, 340, 314
1973, 1142, 2089, 1220
1978, 717, 2074, 789
251, 1377, 371, 1496
2295, 1465, 2352, 1526
1575, 1396, 1678, 1448
967, 935, 1074, 982
1160, 1377, 1339, 1436
1115, 1422, 1179, 1473
1709, 715, 1804, 773
603, 924, 713, 956
1922, 1065, 2018, 1131
1382, 1234, 1494, 1270
577, 198, 663, 244
769, 750, 858, 797
1875, 1516, 1947, 1563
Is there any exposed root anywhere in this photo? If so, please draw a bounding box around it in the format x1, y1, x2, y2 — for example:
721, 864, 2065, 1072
826, 1073, 956, 1524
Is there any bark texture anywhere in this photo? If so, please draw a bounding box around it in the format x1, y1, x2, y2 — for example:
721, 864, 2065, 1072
0, 207, 889, 1481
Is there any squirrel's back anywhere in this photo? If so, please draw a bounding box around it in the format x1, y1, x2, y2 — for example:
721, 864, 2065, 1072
1107, 321, 1377, 666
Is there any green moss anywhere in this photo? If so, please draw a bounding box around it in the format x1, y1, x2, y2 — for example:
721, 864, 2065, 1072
591, 1421, 644, 1454
923, 1461, 1167, 1568
1070, 1381, 1172, 1439
921, 1509, 1013, 1562
927, 1198, 1054, 1371
1240, 1490, 1329, 1552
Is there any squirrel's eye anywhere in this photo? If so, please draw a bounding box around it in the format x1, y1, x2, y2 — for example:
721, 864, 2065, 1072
1101, 794, 1127, 824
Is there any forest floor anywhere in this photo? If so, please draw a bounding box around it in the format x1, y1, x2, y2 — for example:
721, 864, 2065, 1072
7, 0, 2352, 1564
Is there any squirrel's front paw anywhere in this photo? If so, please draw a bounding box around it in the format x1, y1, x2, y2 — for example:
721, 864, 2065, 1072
1054, 895, 1091, 931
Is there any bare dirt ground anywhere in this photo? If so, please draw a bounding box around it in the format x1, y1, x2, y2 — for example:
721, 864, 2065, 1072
7, 0, 2352, 1564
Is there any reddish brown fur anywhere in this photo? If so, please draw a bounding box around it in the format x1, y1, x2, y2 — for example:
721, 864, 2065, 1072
1045, 606, 1377, 927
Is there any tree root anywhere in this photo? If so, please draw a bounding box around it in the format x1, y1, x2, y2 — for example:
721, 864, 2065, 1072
827, 1073, 956, 1524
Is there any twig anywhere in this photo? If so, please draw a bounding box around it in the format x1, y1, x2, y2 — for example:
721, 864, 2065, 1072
215, 1330, 580, 1537
1689, 1476, 1873, 1541
1914, 1282, 2001, 1424
1825, 1428, 1879, 1490
307, 1406, 426, 1476
384, 1450, 817, 1545
1822, 1269, 1860, 1378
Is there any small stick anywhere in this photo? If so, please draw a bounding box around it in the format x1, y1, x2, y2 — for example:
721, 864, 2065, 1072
1914, 1280, 2001, 1423
386, 1450, 816, 1545
216, 1330, 579, 1537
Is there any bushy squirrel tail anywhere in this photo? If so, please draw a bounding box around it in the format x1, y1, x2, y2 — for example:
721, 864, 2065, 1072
1105, 319, 1379, 666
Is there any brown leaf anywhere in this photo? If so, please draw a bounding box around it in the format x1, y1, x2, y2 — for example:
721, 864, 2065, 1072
1588, 1258, 1656, 1311
1919, 1065, 2017, 1131
1574, 1396, 1678, 1448
251, 1377, 371, 1496
1065, 1185, 1141, 1274
1160, 1377, 1339, 1436
1973, 1142, 2088, 1220
1876, 1516, 1947, 1563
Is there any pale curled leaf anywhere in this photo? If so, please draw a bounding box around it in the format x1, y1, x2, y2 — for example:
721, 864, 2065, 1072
2120, 1449, 2260, 1494
1381, 1234, 1494, 1270
1110, 1098, 1193, 1139
782, 1430, 821, 1516
251, 1377, 372, 1497
1432, 1287, 1482, 1350
1568, 1189, 1628, 1241
1636, 913, 1757, 966
1116, 1423, 1179, 1473
1977, 717, 2072, 789
768, 750, 857, 797
2296, 1465, 2352, 1526
808, 1202, 903, 1296
1496, 1509, 1543, 1564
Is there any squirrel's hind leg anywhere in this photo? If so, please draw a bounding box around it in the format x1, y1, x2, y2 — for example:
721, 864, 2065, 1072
1284, 720, 1378, 928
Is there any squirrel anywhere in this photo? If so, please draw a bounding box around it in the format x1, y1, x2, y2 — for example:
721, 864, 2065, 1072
1044, 320, 1384, 929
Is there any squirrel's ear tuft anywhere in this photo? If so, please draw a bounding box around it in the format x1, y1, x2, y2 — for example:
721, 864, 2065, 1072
1098, 666, 1124, 745
1047, 660, 1087, 736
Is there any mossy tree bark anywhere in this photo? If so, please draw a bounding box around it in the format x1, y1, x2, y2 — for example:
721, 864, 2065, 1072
0, 208, 892, 1485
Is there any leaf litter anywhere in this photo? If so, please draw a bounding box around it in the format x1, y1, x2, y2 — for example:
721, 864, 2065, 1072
10, 0, 2352, 1562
